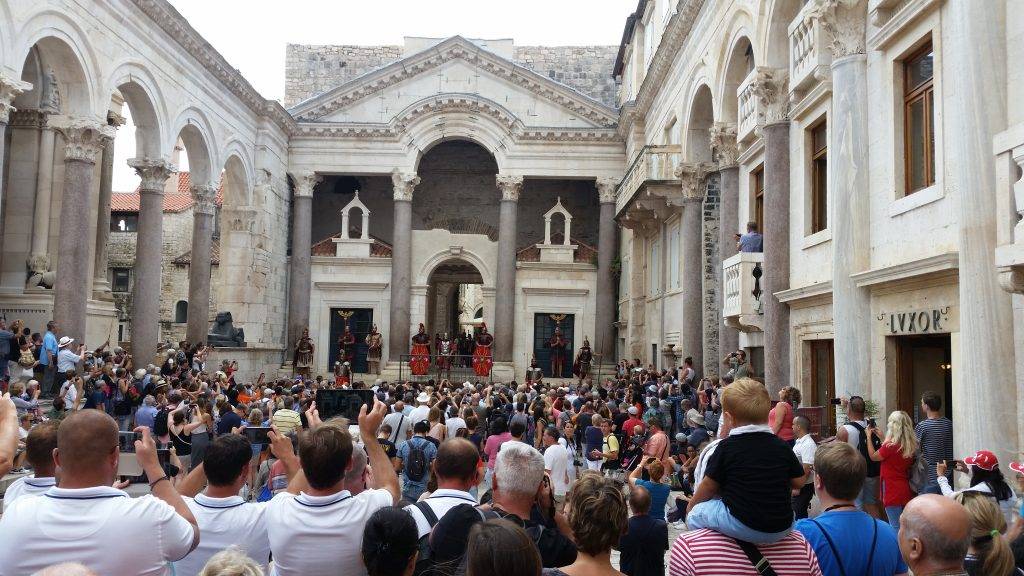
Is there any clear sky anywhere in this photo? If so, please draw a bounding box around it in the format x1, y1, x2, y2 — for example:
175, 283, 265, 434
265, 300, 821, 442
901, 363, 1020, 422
113, 0, 636, 190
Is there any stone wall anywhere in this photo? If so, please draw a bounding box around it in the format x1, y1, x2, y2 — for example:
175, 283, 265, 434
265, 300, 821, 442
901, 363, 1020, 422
702, 174, 720, 377
284, 43, 620, 108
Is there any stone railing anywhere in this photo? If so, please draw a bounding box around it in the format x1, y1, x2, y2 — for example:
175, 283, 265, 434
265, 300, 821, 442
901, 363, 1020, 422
736, 68, 762, 143
616, 144, 682, 211
789, 1, 832, 93
994, 125, 1024, 293
722, 251, 764, 332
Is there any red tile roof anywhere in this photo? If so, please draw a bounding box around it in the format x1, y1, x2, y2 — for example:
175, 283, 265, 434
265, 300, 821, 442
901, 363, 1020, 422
516, 233, 598, 264
311, 232, 393, 257
110, 172, 225, 214
172, 240, 220, 266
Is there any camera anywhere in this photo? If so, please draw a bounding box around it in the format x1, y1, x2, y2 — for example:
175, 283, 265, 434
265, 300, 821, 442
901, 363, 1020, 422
866, 418, 876, 428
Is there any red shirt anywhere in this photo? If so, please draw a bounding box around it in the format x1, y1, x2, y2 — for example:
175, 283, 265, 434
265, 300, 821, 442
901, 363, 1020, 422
623, 417, 646, 438
669, 529, 823, 576
770, 401, 795, 442
877, 442, 915, 506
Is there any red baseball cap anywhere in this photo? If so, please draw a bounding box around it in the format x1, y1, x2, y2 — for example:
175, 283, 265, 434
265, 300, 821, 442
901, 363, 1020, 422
1009, 461, 1024, 475
964, 450, 999, 471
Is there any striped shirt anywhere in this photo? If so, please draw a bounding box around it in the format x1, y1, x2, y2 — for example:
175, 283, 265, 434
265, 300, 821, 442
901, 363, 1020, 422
915, 417, 953, 485
271, 409, 303, 435
669, 529, 823, 576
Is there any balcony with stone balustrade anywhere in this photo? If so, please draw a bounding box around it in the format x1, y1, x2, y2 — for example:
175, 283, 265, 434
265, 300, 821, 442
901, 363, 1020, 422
736, 69, 763, 144
722, 251, 764, 332
788, 1, 832, 94
614, 144, 682, 224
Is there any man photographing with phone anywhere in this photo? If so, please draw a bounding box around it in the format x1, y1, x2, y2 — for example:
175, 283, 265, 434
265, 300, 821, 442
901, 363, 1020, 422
0, 410, 200, 576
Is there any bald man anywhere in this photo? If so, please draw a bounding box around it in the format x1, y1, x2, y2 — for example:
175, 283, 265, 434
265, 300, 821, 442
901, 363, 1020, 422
898, 494, 971, 576
405, 438, 481, 537
0, 410, 200, 576
620, 484, 668, 576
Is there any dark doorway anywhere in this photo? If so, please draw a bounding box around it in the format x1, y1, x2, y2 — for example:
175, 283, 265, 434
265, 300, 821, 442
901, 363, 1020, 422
329, 308, 373, 374
808, 339, 836, 435
894, 334, 953, 422
533, 313, 575, 377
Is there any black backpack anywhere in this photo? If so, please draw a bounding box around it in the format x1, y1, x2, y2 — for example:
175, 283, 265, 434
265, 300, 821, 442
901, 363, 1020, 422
406, 438, 429, 482
850, 422, 882, 477
410, 501, 440, 576
153, 408, 170, 437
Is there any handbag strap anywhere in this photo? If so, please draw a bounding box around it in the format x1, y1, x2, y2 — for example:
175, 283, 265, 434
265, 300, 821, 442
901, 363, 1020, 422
733, 539, 778, 576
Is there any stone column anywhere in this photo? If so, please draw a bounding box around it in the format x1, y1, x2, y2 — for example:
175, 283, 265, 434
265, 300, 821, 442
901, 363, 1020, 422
711, 122, 740, 356
678, 163, 710, 375
185, 183, 218, 343
128, 158, 175, 362
28, 115, 56, 277
494, 175, 522, 363
53, 120, 112, 342
816, 2, 873, 399
287, 172, 319, 356
0, 74, 32, 229
944, 1, 1016, 462
594, 178, 619, 365
388, 170, 419, 362
755, 69, 791, 393
92, 111, 124, 296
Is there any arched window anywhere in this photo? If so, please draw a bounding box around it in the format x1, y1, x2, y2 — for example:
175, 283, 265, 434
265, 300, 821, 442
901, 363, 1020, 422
175, 300, 188, 324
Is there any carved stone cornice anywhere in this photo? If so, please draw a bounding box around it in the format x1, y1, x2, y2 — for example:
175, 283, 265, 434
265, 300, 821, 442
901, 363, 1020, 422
293, 172, 322, 199
60, 118, 115, 164
8, 109, 47, 129
0, 74, 32, 124
751, 68, 790, 125
709, 122, 739, 169
391, 169, 420, 202
190, 184, 218, 216
808, 0, 868, 59
676, 162, 712, 201
128, 0, 296, 134
496, 175, 524, 202
596, 178, 619, 204
290, 36, 617, 128
294, 121, 620, 144
128, 158, 176, 191
107, 110, 127, 129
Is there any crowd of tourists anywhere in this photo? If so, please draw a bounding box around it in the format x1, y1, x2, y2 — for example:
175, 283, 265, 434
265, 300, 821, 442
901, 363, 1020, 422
1, 323, 1024, 576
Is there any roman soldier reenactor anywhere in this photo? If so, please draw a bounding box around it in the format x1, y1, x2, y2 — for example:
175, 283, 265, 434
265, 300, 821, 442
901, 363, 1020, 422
546, 326, 569, 378
338, 324, 356, 367
293, 327, 315, 378
472, 323, 494, 378
409, 323, 431, 376
365, 324, 383, 375
436, 332, 454, 376
574, 337, 593, 383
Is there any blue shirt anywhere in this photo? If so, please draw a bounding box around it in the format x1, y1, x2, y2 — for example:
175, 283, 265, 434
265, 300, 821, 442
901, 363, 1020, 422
796, 511, 908, 576
739, 232, 763, 252
40, 332, 58, 366
398, 436, 437, 489
636, 479, 671, 521
584, 426, 603, 459
135, 405, 158, 430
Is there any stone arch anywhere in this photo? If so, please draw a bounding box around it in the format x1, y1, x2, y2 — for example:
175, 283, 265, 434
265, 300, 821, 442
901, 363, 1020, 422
717, 31, 757, 124
106, 61, 168, 159
340, 191, 370, 239
400, 95, 515, 173
542, 198, 573, 245
415, 250, 495, 288
14, 10, 103, 116
759, 0, 802, 70
168, 107, 217, 186
684, 84, 716, 164
220, 147, 253, 207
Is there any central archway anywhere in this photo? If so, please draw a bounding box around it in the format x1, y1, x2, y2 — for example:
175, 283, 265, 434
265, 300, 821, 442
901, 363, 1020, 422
426, 257, 484, 340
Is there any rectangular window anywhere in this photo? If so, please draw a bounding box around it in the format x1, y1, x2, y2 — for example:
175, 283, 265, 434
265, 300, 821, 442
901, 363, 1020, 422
903, 42, 935, 195
752, 166, 765, 232
668, 223, 680, 290
111, 212, 138, 232
810, 120, 828, 233
649, 238, 660, 296
111, 268, 130, 293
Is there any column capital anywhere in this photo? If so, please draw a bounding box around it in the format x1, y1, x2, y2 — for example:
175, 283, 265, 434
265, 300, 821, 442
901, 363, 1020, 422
190, 183, 218, 215
60, 118, 115, 164
107, 110, 127, 129
807, 0, 867, 60
751, 67, 790, 125
293, 172, 322, 198
128, 158, 176, 192
495, 174, 524, 201
0, 74, 32, 124
7, 108, 48, 129
709, 122, 739, 169
391, 169, 420, 201
596, 177, 619, 204
676, 162, 713, 201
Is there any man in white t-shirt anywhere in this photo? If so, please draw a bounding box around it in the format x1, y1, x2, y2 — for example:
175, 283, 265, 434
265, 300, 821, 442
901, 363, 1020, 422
408, 392, 431, 425
791, 415, 817, 520
405, 438, 480, 537
174, 431, 301, 576
445, 407, 468, 439
542, 426, 570, 504
0, 410, 199, 576
266, 397, 400, 576
3, 420, 59, 512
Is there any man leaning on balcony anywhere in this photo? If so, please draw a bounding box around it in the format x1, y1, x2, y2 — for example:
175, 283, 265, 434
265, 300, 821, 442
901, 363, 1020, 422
736, 221, 763, 253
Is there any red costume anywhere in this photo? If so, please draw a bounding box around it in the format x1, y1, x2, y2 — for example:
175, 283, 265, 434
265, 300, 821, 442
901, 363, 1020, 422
409, 324, 431, 376
472, 324, 494, 378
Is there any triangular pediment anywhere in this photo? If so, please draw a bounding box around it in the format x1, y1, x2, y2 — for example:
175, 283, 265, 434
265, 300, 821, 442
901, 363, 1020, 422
288, 36, 618, 129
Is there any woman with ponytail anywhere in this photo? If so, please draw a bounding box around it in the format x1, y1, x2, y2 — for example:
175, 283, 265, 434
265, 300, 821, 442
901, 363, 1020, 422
361, 506, 419, 576
955, 491, 1024, 576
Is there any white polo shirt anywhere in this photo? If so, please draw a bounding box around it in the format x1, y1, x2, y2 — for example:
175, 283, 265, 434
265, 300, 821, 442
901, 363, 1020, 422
405, 488, 478, 537
543, 443, 571, 497
2, 475, 55, 511
266, 488, 393, 576
0, 485, 195, 576
174, 494, 271, 576
792, 433, 817, 485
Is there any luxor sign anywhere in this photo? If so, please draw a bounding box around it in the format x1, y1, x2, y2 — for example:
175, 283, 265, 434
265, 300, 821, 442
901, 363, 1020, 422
877, 306, 958, 336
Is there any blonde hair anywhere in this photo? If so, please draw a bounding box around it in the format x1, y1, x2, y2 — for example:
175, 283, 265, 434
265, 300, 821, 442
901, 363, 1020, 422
721, 378, 770, 425
198, 547, 263, 576
954, 491, 1016, 576
647, 460, 665, 482
884, 410, 918, 459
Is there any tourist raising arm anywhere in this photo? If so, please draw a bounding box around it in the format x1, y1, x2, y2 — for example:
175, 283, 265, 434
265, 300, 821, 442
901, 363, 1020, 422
360, 397, 401, 503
